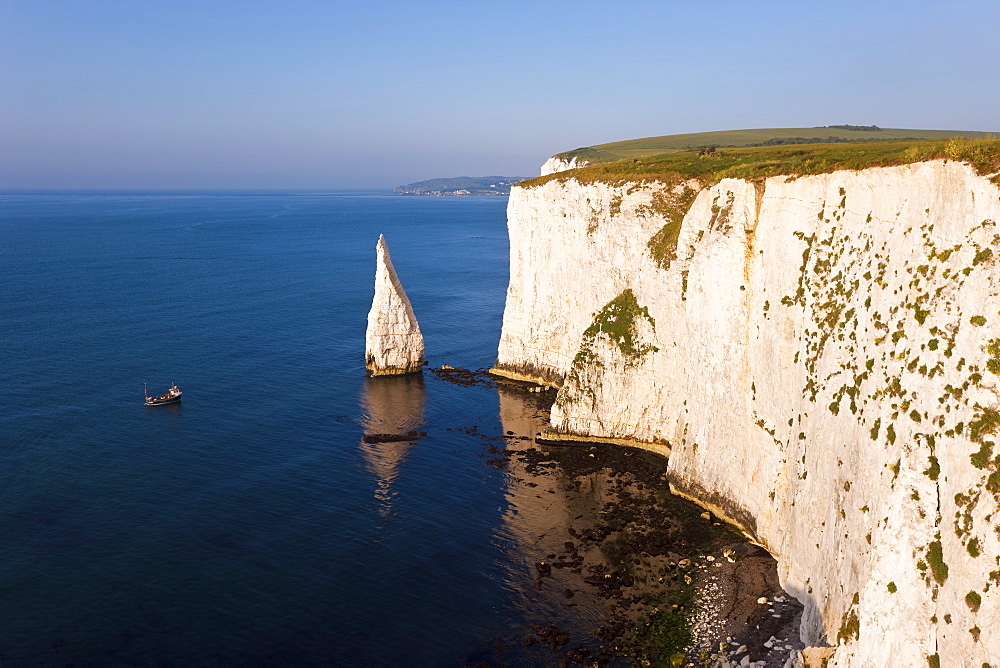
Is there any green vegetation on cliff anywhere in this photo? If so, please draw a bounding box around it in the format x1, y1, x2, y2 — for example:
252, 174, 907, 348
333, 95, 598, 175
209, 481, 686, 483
584, 289, 659, 360
646, 186, 698, 270
551, 126, 997, 165
522, 137, 1000, 189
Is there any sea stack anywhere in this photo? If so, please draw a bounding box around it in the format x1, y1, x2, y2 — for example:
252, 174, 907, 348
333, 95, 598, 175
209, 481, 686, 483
365, 234, 425, 376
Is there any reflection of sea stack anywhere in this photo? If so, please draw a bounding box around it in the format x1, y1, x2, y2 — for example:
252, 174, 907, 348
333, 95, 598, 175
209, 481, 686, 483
360, 374, 426, 514
365, 234, 425, 376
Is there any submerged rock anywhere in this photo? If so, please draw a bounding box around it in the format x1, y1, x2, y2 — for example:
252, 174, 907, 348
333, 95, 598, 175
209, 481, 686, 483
365, 234, 425, 375
361, 430, 424, 444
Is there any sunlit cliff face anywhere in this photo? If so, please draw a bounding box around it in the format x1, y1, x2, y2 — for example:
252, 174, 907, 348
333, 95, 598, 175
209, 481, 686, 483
494, 160, 1000, 666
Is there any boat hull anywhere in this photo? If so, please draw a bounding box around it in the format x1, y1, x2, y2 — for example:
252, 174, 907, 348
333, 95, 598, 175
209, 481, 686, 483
145, 389, 182, 406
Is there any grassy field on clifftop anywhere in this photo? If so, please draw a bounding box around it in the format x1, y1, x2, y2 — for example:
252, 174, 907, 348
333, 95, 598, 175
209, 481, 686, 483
524, 137, 1000, 189
553, 127, 997, 165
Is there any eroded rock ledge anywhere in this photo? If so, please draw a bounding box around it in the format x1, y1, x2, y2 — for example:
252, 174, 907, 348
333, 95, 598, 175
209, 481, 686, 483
492, 160, 1000, 666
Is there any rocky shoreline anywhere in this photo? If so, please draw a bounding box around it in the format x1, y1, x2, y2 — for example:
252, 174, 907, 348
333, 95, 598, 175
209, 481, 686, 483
431, 369, 804, 667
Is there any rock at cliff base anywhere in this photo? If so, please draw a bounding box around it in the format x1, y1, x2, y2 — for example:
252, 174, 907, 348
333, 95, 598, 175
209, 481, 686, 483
365, 234, 424, 376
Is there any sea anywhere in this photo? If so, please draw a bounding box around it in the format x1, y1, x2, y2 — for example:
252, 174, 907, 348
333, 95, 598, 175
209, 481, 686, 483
1, 190, 587, 666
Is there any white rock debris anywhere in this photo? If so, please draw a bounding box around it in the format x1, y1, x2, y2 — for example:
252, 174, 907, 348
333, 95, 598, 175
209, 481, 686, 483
492, 160, 1000, 666
365, 234, 424, 376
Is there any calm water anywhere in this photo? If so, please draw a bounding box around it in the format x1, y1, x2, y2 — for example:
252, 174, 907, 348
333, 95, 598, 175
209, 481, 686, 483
0, 191, 580, 665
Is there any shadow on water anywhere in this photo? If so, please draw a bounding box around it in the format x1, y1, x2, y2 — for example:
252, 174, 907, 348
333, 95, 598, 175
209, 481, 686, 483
359, 373, 426, 516
143, 402, 183, 419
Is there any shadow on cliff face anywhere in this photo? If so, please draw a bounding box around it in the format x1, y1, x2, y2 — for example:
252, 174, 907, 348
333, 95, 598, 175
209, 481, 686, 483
433, 369, 804, 667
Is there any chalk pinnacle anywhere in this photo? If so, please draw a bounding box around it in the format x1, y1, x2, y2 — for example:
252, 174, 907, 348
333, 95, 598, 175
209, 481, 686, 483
365, 234, 425, 375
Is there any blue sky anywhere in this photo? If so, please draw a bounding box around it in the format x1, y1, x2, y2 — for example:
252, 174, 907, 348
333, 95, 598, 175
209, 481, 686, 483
2, 0, 998, 189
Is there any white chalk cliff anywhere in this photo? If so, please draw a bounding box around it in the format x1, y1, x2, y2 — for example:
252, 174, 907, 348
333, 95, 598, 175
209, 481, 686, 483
540, 155, 590, 176
492, 160, 1000, 666
365, 234, 425, 375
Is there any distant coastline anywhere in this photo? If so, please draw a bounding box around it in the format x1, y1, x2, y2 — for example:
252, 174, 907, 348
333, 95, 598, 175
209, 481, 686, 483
395, 176, 530, 196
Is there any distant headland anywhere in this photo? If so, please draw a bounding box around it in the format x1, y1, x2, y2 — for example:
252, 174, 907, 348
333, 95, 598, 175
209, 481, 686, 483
394, 176, 531, 196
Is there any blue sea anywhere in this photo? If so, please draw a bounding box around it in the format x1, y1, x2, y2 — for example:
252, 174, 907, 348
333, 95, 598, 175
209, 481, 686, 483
1, 191, 590, 665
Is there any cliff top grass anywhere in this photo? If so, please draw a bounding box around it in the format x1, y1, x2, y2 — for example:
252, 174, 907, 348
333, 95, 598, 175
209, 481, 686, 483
522, 137, 1000, 190
553, 126, 997, 164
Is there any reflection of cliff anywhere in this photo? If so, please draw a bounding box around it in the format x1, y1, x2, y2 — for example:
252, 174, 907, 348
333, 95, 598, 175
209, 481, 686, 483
495, 385, 616, 625
359, 374, 426, 514
498, 386, 613, 542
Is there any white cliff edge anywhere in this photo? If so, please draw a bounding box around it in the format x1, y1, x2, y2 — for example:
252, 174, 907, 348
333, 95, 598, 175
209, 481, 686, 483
365, 234, 425, 376
493, 161, 1000, 666
540, 155, 590, 176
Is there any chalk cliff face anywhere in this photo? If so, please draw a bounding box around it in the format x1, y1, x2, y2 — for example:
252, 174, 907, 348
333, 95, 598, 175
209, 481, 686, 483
365, 234, 425, 375
539, 155, 590, 176
493, 161, 1000, 666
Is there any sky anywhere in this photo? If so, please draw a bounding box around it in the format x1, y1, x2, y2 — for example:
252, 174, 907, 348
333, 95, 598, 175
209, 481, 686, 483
1, 0, 998, 190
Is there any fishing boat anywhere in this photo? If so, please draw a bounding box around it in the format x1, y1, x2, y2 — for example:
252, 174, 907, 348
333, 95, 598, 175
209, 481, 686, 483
145, 383, 182, 406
